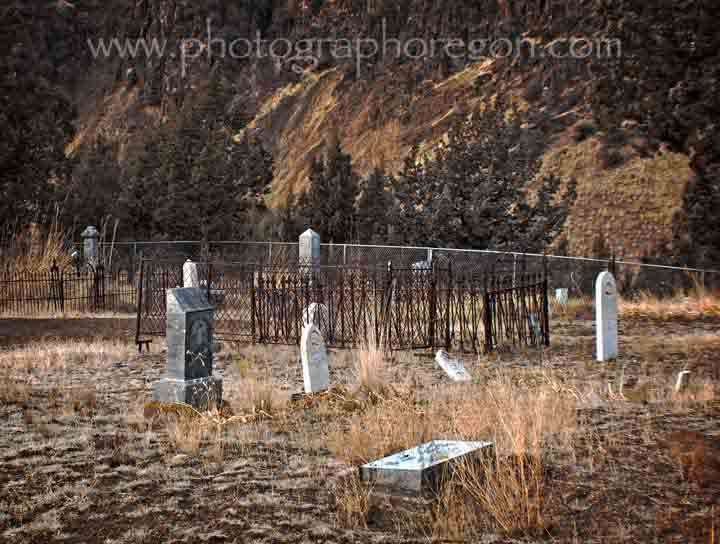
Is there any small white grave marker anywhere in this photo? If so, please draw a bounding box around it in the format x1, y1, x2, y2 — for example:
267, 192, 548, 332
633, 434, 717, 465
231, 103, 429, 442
300, 324, 330, 394
435, 351, 472, 382
183, 259, 200, 288
555, 288, 569, 305
596, 271, 618, 362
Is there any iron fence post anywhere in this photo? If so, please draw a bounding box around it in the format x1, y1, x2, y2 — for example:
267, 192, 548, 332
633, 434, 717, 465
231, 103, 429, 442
543, 253, 550, 347
386, 261, 393, 350
429, 260, 437, 348
445, 260, 452, 351
483, 271, 493, 354
251, 266, 257, 344
135, 257, 145, 352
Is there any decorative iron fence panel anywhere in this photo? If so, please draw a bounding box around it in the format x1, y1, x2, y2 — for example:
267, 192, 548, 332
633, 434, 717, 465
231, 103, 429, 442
136, 259, 550, 354
0, 264, 135, 315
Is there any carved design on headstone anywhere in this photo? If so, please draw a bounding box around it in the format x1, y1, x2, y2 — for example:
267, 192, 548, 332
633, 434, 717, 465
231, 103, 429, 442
300, 323, 330, 394
153, 288, 222, 408
595, 272, 618, 362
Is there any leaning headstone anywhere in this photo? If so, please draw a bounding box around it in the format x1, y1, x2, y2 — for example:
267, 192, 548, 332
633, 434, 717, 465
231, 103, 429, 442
361, 440, 493, 493
435, 350, 472, 382
555, 288, 569, 306
153, 288, 222, 409
299, 229, 321, 276
595, 271, 618, 362
81, 225, 99, 268
303, 302, 329, 327
675, 370, 691, 394
183, 259, 200, 288
300, 323, 330, 394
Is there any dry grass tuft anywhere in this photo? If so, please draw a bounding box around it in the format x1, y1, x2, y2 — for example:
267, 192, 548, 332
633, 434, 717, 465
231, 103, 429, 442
329, 368, 576, 535
165, 414, 204, 455
332, 471, 373, 529
0, 371, 32, 404
550, 295, 593, 321
621, 281, 720, 319
0, 340, 134, 371
353, 343, 388, 395
0, 210, 71, 273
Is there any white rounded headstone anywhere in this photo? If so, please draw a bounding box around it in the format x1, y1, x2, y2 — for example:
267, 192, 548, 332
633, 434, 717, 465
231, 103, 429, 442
300, 324, 330, 394
595, 272, 618, 362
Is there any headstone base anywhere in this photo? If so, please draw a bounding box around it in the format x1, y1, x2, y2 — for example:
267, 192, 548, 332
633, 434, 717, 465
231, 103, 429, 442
153, 376, 223, 409
360, 440, 493, 494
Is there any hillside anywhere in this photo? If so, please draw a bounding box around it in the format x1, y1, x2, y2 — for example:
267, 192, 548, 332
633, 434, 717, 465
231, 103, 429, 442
3, 0, 720, 266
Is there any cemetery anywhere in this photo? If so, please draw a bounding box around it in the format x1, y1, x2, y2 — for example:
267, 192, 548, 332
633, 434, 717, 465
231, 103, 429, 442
1, 232, 719, 543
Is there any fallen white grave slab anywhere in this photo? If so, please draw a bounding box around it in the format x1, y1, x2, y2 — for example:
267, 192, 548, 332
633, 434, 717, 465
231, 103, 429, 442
360, 440, 493, 493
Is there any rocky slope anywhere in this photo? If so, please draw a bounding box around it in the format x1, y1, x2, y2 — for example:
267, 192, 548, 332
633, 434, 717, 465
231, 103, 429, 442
7, 0, 720, 265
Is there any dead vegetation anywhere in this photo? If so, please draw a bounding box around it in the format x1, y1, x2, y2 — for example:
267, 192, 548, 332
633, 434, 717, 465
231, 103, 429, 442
1, 308, 719, 542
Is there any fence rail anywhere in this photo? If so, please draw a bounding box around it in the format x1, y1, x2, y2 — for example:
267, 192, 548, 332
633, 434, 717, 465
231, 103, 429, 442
0, 263, 135, 315
91, 240, 720, 296
135, 258, 550, 354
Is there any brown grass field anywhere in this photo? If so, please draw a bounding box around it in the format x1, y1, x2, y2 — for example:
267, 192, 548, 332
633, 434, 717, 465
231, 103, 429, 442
1, 295, 719, 543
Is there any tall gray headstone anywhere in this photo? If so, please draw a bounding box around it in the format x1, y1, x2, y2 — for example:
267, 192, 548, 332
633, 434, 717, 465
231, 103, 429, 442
183, 259, 200, 288
153, 288, 222, 408
300, 324, 330, 394
299, 229, 321, 276
595, 272, 618, 362
81, 226, 99, 268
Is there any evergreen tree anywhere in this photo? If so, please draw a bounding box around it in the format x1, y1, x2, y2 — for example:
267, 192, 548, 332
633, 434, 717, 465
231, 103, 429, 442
64, 138, 122, 228
0, 6, 74, 230
356, 168, 392, 243
296, 139, 360, 243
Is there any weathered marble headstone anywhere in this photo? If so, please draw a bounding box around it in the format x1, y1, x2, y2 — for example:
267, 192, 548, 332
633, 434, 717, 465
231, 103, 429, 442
675, 370, 691, 394
153, 288, 222, 408
361, 440, 493, 493
595, 272, 618, 362
299, 229, 321, 276
555, 288, 569, 306
302, 302, 329, 327
300, 323, 330, 394
435, 350, 472, 382
81, 226, 99, 268
183, 259, 200, 288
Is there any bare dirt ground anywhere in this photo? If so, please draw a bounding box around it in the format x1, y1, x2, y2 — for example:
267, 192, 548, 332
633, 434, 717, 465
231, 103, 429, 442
1, 308, 719, 543
0, 318, 135, 348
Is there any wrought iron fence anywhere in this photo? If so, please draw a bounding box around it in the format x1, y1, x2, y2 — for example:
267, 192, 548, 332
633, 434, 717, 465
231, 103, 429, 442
93, 240, 719, 298
0, 263, 135, 315
135, 258, 549, 354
